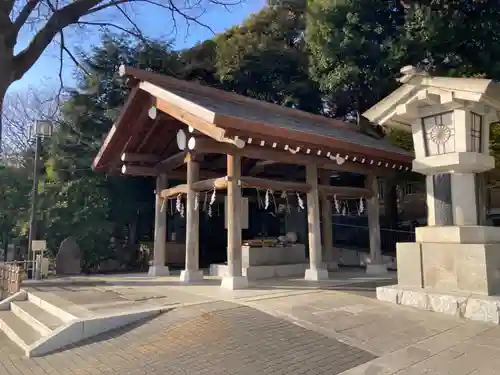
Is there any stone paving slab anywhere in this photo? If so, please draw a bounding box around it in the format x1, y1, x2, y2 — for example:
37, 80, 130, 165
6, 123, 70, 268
17, 270, 500, 374
243, 287, 500, 375
0, 301, 375, 375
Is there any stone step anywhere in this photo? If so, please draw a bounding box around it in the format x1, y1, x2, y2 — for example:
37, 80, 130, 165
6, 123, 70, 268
0, 310, 42, 350
10, 300, 64, 336
26, 291, 80, 321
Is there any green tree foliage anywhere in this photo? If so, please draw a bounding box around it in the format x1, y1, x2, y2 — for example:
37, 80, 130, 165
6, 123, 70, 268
307, 0, 408, 120
39, 35, 180, 271
0, 164, 30, 259
178, 40, 218, 85
400, 0, 500, 78
215, 3, 322, 113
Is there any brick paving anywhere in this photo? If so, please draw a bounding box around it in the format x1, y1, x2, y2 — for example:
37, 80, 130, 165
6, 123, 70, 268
0, 301, 375, 375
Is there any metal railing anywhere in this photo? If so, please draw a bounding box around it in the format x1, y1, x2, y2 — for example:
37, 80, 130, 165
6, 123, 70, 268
332, 222, 415, 254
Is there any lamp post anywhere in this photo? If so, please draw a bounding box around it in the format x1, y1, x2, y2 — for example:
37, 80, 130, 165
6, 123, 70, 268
27, 120, 53, 275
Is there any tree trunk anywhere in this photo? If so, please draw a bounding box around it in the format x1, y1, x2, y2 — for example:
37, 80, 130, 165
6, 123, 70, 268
0, 77, 8, 153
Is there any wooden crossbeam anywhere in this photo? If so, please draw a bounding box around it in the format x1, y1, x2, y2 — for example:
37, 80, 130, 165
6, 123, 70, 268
121, 165, 184, 178
247, 160, 277, 175
121, 153, 160, 163
319, 185, 372, 198
160, 185, 188, 199
120, 164, 219, 179
239, 176, 311, 193
157, 175, 373, 199
160, 177, 229, 199
157, 151, 187, 170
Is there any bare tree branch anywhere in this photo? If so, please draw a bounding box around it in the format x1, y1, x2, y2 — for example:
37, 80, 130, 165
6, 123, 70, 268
2, 89, 58, 153
13, 0, 104, 80
11, 0, 241, 81
83, 0, 131, 16
0, 0, 246, 151
9, 0, 41, 45
114, 4, 143, 39
76, 20, 147, 41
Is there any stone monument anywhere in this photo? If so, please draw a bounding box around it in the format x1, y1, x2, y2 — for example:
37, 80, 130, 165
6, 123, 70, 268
56, 236, 81, 275
363, 66, 500, 323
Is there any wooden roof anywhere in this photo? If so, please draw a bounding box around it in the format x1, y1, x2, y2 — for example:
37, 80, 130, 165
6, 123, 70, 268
93, 65, 413, 174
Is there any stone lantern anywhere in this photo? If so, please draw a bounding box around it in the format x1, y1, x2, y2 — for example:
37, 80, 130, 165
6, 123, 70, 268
363, 66, 500, 323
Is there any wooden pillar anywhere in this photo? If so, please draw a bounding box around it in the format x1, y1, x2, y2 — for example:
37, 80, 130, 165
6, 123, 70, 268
221, 153, 248, 289
304, 164, 329, 281
180, 154, 204, 282
366, 174, 388, 275
320, 172, 338, 270
148, 174, 170, 276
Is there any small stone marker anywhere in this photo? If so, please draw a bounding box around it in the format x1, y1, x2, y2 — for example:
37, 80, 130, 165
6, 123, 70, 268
56, 236, 81, 275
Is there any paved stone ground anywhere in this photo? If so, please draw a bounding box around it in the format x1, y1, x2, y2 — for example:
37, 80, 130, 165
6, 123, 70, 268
0, 301, 375, 375
244, 289, 500, 374
10, 272, 500, 374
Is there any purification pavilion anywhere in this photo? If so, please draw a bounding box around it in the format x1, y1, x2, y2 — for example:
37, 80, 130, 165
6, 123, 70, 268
92, 65, 413, 289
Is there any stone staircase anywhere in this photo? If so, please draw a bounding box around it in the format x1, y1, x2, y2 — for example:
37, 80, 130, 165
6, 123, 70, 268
0, 291, 76, 356
0, 289, 165, 357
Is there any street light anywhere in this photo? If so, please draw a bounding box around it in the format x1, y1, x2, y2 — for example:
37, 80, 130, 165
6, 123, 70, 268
27, 120, 53, 276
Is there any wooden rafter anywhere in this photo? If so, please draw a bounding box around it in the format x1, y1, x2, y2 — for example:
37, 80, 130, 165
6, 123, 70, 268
188, 136, 393, 176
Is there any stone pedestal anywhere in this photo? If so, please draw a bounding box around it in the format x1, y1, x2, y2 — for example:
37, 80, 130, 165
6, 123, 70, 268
148, 265, 170, 277
396, 226, 500, 296
179, 269, 204, 283
377, 224, 500, 323
304, 268, 329, 281
221, 276, 248, 290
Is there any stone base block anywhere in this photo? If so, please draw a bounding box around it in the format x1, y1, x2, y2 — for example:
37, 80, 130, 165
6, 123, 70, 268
147, 265, 170, 277
324, 261, 339, 271
209, 263, 307, 280
179, 269, 204, 283
416, 226, 500, 244
377, 284, 500, 324
304, 268, 329, 281
397, 241, 500, 295
365, 263, 388, 275
396, 242, 423, 288
220, 276, 248, 290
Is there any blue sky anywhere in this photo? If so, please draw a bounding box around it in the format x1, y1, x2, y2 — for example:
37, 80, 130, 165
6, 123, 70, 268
10, 0, 266, 93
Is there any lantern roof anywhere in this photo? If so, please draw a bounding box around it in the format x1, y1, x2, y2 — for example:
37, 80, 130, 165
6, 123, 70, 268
363, 66, 500, 132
